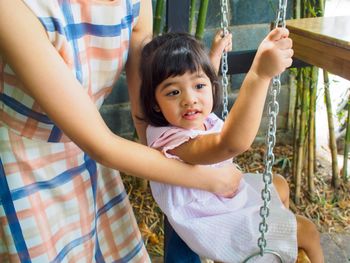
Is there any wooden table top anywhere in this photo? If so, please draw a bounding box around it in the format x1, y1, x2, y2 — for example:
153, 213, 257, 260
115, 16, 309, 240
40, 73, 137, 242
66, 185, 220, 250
286, 16, 350, 80
287, 16, 350, 50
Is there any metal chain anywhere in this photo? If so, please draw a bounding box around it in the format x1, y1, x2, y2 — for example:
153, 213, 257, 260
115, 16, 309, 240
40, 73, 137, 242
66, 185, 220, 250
257, 0, 288, 257
218, 0, 288, 261
242, 1, 288, 262
220, 0, 229, 120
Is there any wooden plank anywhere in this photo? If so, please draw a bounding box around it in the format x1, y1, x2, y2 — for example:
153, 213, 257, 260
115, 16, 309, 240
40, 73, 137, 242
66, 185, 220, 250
226, 50, 309, 75
287, 16, 350, 80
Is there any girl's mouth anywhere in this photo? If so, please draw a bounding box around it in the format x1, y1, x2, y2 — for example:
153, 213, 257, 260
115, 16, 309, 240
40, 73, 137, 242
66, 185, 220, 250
183, 110, 201, 120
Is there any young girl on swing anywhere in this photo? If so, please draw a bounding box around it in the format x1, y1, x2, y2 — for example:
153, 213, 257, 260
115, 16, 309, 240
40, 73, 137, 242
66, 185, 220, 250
139, 29, 324, 262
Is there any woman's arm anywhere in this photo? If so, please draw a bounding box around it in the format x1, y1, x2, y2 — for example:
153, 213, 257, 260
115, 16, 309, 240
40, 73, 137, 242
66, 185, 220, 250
126, 0, 152, 145
170, 28, 293, 165
0, 0, 239, 197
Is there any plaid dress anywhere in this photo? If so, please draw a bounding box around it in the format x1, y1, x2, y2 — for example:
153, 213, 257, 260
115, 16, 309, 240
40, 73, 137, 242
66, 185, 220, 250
0, 1, 150, 262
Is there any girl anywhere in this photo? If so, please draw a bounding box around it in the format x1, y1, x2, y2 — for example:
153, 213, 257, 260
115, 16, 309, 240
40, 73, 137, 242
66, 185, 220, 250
0, 1, 239, 262
140, 31, 324, 262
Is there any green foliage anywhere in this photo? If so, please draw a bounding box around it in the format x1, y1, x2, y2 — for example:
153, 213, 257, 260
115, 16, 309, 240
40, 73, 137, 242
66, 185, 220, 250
294, 0, 325, 19
274, 156, 292, 172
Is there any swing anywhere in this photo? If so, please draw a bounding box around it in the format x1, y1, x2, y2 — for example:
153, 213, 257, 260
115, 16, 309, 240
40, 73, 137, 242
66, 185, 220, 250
220, 0, 309, 262
161, 1, 312, 261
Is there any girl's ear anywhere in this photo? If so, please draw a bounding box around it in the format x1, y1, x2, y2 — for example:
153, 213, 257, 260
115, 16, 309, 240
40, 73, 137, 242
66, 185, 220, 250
153, 104, 161, 112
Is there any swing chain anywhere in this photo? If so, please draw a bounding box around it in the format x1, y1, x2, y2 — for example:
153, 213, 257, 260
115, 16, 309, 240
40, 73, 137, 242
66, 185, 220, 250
258, 77, 280, 255
220, 0, 229, 120
275, 0, 288, 28
257, 0, 287, 257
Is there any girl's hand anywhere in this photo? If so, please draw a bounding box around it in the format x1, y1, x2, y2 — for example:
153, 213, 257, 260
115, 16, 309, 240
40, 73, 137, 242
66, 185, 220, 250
209, 30, 233, 74
251, 28, 293, 81
210, 163, 243, 198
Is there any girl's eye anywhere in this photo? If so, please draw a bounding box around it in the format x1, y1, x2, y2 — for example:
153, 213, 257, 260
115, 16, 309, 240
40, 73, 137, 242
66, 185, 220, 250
166, 90, 180, 96
195, 84, 206, 89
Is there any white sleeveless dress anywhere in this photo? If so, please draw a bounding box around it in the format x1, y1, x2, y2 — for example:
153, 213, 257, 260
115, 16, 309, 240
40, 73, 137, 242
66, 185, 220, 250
147, 113, 297, 263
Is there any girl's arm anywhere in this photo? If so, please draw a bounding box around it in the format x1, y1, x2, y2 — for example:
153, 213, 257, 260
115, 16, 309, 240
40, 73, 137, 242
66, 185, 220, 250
126, 0, 152, 145
0, 0, 239, 197
170, 28, 293, 165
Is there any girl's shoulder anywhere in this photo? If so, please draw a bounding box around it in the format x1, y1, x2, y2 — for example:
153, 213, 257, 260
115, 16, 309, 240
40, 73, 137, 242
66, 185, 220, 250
146, 113, 223, 148
204, 113, 223, 131
146, 125, 188, 148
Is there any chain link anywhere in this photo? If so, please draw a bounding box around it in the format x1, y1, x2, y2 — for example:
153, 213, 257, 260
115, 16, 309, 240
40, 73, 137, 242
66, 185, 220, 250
220, 0, 229, 120
257, 0, 288, 257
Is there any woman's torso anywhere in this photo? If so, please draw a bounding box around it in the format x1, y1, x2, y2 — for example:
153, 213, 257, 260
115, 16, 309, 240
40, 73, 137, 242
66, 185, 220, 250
0, 0, 139, 142
0, 1, 150, 262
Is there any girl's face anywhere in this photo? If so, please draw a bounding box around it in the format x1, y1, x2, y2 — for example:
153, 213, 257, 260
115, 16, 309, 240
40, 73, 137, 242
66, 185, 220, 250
155, 70, 213, 130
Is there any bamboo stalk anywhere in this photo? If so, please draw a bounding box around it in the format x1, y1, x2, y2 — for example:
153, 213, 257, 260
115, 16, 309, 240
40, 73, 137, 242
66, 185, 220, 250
308, 66, 318, 201
189, 0, 197, 34
314, 102, 317, 173
343, 99, 350, 182
195, 0, 209, 40
294, 0, 301, 19
323, 70, 340, 193
302, 68, 311, 174
153, 0, 165, 36
295, 68, 310, 205
316, 0, 325, 16
301, 0, 306, 18
293, 70, 302, 180
288, 71, 297, 131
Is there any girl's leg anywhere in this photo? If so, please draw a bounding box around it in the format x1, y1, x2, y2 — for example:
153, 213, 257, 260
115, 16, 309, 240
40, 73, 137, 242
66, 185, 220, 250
164, 216, 201, 263
273, 175, 324, 262
272, 174, 290, 208
296, 215, 324, 263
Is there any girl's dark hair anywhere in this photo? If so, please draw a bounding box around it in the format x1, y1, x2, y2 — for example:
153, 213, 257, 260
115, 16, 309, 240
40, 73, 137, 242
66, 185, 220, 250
139, 32, 221, 127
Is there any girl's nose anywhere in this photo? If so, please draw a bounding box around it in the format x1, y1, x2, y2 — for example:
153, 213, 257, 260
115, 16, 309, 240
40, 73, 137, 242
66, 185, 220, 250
181, 91, 198, 107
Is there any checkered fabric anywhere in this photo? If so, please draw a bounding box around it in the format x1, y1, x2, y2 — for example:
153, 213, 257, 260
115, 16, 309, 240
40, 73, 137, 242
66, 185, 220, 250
0, 0, 150, 262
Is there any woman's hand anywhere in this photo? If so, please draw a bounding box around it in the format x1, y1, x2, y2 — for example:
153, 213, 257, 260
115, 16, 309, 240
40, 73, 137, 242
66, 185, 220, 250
251, 27, 293, 81
209, 163, 243, 198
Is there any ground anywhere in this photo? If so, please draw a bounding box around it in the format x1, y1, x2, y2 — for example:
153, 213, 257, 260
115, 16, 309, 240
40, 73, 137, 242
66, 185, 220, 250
122, 143, 350, 258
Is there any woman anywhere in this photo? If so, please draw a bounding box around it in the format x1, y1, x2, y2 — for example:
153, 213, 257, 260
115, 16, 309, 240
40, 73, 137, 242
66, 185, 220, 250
0, 1, 238, 262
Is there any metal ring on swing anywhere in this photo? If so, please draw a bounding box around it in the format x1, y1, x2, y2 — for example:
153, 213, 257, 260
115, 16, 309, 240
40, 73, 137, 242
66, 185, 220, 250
242, 249, 284, 263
